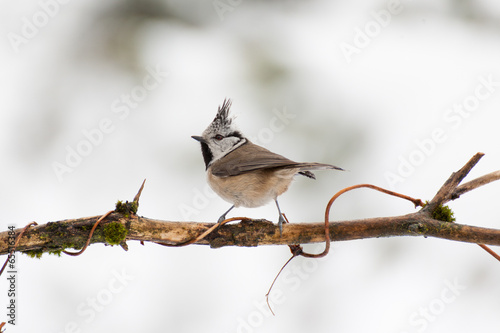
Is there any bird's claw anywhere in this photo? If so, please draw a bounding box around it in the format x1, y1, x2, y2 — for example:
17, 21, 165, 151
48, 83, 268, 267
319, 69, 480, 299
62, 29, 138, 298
217, 214, 226, 228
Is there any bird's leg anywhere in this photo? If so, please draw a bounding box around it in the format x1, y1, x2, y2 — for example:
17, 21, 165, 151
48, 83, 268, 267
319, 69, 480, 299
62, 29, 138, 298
217, 205, 235, 225
275, 199, 286, 236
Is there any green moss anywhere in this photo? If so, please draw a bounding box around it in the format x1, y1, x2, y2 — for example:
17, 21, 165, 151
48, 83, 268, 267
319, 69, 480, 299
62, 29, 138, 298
48, 250, 62, 257
104, 222, 128, 245
23, 249, 44, 259
115, 200, 138, 218
432, 204, 456, 223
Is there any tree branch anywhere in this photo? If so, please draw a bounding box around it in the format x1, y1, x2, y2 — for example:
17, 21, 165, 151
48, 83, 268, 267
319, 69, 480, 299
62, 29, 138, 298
1, 153, 499, 257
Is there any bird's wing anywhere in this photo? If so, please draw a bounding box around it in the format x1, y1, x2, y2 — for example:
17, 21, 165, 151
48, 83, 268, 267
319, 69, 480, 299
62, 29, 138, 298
211, 141, 343, 177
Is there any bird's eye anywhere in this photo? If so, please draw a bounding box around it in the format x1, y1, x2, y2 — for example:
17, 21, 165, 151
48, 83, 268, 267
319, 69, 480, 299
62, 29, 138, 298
215, 134, 224, 141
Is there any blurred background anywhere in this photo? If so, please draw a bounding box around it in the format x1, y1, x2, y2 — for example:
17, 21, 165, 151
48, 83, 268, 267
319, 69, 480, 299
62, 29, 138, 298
1, 0, 499, 332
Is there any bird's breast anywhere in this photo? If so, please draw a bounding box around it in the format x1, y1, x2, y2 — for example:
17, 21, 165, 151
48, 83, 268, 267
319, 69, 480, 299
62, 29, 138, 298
207, 167, 297, 208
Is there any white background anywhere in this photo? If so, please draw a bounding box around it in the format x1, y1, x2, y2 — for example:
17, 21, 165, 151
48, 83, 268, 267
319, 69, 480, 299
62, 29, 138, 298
1, 1, 499, 332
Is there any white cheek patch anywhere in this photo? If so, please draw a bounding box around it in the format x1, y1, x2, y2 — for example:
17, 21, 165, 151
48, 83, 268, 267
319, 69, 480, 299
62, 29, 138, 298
209, 138, 247, 166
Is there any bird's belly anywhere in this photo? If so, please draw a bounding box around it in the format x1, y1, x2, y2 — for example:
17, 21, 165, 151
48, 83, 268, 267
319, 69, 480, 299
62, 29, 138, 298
207, 169, 296, 208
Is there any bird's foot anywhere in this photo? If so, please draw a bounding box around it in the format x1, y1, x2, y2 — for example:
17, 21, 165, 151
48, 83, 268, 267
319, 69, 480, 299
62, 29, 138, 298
277, 214, 286, 237
216, 205, 235, 229
217, 214, 226, 227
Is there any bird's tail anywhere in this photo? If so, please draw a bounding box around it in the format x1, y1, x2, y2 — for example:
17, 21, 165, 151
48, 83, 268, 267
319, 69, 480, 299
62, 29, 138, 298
294, 163, 344, 179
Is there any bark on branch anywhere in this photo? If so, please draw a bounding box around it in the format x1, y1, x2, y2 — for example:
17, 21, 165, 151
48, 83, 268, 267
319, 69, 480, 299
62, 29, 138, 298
1, 152, 499, 257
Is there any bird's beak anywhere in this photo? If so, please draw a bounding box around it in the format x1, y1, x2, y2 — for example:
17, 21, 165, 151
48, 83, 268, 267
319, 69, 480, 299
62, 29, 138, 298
191, 136, 207, 143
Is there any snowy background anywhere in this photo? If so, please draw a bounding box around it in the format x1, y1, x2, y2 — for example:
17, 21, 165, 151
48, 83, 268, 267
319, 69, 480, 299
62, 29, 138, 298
1, 0, 499, 332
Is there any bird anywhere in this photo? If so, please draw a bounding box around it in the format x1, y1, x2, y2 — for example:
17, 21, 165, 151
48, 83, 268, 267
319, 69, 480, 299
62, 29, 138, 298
192, 99, 343, 235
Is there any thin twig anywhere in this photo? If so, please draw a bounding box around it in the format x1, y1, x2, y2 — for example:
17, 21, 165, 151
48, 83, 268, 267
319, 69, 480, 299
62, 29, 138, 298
264, 185, 424, 315
265, 252, 300, 316
477, 244, 500, 262
300, 184, 424, 258
416, 153, 500, 262
426, 152, 484, 210
452, 170, 500, 200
